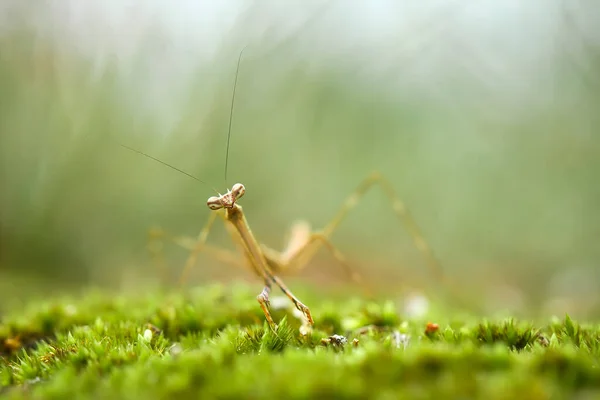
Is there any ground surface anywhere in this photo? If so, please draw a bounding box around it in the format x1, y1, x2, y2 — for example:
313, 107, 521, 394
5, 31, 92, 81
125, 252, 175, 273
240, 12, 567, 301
1, 283, 599, 399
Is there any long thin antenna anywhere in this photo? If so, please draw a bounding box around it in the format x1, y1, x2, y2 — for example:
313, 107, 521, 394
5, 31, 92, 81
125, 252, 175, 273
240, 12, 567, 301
120, 144, 208, 185
224, 47, 246, 182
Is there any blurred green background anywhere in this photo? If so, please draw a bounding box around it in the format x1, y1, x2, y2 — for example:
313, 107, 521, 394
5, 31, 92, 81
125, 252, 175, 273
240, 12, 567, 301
0, 1, 598, 317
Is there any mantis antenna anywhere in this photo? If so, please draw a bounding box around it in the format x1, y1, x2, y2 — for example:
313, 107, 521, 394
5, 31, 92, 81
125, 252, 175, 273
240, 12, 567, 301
120, 48, 247, 194
224, 47, 246, 182
118, 143, 220, 195
119, 144, 208, 185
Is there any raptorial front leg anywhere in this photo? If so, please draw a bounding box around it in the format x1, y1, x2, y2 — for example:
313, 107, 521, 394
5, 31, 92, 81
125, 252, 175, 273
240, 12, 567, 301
269, 274, 314, 326
256, 282, 277, 331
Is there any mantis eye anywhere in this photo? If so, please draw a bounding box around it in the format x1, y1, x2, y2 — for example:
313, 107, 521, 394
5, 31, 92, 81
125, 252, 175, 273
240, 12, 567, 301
231, 183, 246, 200
207, 196, 223, 210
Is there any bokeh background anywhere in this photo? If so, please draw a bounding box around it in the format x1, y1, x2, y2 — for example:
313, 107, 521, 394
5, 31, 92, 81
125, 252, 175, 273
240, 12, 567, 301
1, 0, 599, 318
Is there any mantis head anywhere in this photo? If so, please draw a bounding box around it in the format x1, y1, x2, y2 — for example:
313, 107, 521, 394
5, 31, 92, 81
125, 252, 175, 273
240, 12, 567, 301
207, 183, 246, 210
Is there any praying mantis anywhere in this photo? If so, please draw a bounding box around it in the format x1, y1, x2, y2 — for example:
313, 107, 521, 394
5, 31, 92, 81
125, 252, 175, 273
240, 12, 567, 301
122, 51, 447, 332
124, 144, 445, 331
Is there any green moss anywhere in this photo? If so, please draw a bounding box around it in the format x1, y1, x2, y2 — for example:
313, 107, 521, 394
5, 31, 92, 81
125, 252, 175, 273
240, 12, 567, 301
1, 284, 599, 399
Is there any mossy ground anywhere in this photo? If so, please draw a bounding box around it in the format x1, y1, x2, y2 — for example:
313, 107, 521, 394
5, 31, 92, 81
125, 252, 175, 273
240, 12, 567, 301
1, 283, 599, 399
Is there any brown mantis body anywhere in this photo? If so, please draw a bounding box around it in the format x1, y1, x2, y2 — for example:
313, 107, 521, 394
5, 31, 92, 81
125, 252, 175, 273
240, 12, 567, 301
148, 171, 445, 331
